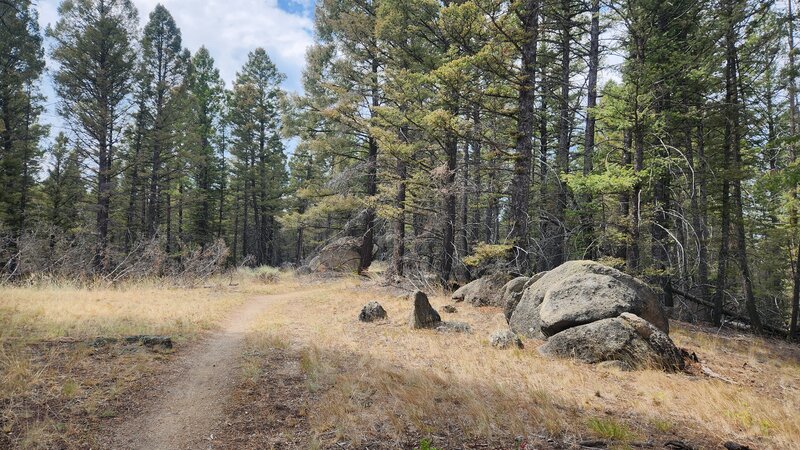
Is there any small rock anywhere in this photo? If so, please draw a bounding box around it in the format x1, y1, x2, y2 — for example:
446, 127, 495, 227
409, 291, 441, 329
442, 305, 457, 313
359, 301, 387, 322
489, 329, 523, 349
436, 321, 472, 333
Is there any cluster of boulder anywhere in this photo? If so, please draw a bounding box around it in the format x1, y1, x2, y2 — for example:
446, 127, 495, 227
359, 291, 471, 333
355, 258, 683, 371
455, 260, 685, 371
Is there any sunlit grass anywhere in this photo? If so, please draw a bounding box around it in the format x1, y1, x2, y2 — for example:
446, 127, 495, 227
241, 278, 800, 448
0, 269, 302, 449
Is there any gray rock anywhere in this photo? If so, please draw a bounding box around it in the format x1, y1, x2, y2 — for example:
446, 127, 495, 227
436, 321, 472, 333
539, 313, 684, 371
489, 329, 523, 349
307, 237, 363, 273
359, 301, 387, 322
409, 291, 441, 329
442, 305, 457, 313
499, 276, 528, 315
501, 275, 537, 322
523, 270, 549, 290
450, 273, 514, 306
510, 260, 668, 338
504, 271, 549, 330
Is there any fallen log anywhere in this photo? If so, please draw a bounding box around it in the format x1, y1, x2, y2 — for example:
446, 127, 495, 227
91, 335, 173, 349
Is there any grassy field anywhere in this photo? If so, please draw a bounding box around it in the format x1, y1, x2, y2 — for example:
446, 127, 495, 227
2, 271, 799, 449
0, 269, 284, 449
232, 276, 800, 449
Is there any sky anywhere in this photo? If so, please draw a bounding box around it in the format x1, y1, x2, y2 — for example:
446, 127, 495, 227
36, 0, 317, 139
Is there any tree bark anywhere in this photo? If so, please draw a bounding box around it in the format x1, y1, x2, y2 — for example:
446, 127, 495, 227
553, 0, 572, 268
392, 156, 407, 277
510, 0, 539, 273
360, 56, 380, 272
787, 0, 800, 338
441, 118, 458, 284
582, 0, 600, 260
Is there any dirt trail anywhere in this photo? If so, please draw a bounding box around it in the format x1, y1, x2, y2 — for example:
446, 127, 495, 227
112, 288, 321, 450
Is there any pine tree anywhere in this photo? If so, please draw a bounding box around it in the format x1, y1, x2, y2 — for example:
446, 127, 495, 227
0, 0, 45, 235
139, 4, 189, 242
229, 48, 286, 265
43, 133, 85, 232
187, 47, 226, 248
48, 0, 138, 270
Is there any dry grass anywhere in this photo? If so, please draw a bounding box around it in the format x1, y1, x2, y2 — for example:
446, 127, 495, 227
0, 269, 296, 449
3, 271, 798, 449
244, 276, 800, 449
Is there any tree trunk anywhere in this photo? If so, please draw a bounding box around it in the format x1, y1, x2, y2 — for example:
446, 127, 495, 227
727, 27, 762, 333
553, 0, 572, 268
510, 0, 539, 273
689, 119, 710, 308
360, 56, 380, 272
582, 0, 600, 260
96, 123, 111, 271
392, 156, 407, 277
470, 106, 483, 243
787, 0, 800, 338
615, 131, 631, 261
538, 87, 549, 270
627, 34, 645, 273
459, 141, 470, 263
441, 122, 458, 284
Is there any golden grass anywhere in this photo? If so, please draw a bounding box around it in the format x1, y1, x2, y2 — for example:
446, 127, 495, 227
3, 270, 798, 448
0, 268, 298, 449
246, 277, 800, 449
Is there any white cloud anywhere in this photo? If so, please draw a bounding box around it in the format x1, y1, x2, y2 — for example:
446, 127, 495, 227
37, 0, 315, 93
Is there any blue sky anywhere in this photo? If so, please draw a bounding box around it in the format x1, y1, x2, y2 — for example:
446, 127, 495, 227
37, 0, 317, 139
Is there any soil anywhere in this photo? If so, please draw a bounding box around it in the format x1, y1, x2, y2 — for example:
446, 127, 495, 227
110, 290, 315, 450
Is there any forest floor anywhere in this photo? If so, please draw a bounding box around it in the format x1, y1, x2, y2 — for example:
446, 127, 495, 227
1, 271, 799, 449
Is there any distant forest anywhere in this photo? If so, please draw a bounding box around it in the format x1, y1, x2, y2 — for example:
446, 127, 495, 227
2, 0, 800, 337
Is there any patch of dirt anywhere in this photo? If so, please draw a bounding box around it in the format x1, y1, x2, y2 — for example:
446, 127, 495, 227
0, 340, 173, 449
107, 289, 325, 450
210, 347, 315, 449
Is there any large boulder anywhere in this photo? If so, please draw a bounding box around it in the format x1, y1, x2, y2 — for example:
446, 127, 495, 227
451, 273, 514, 307
307, 237, 363, 273
539, 313, 684, 371
409, 291, 441, 329
509, 260, 668, 339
